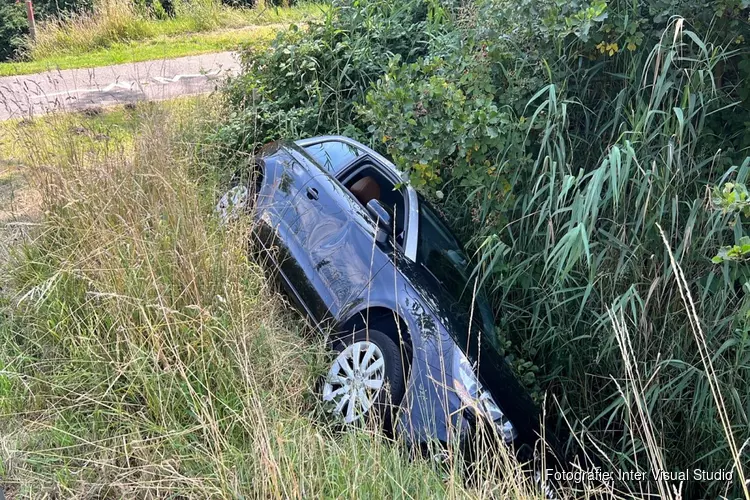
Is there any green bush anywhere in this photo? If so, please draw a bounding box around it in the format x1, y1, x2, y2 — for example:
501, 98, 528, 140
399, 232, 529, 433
0, 1, 29, 61
219, 0, 430, 157
361, 52, 530, 192
0, 0, 93, 62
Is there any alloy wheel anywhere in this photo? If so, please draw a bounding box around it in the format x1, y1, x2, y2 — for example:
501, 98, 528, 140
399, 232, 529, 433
322, 341, 386, 423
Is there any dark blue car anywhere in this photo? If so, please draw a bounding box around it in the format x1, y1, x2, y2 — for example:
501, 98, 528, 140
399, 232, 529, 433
217, 135, 550, 469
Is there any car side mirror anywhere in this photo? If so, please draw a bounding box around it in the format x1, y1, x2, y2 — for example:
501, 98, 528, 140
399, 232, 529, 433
366, 199, 393, 243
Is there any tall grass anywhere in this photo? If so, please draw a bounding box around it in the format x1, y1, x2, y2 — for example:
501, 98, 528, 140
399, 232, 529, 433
473, 17, 750, 498
24, 0, 323, 61
0, 101, 563, 498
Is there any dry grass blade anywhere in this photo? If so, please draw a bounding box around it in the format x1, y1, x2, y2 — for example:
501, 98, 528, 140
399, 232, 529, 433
657, 223, 749, 499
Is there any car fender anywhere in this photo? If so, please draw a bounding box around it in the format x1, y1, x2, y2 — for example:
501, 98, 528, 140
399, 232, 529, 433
337, 271, 470, 446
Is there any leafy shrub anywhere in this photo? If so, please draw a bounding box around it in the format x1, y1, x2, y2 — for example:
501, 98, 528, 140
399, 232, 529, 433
0, 0, 92, 61
219, 0, 431, 157
0, 0, 28, 61
712, 182, 750, 263
134, 0, 177, 18
0, 0, 93, 62
361, 52, 529, 192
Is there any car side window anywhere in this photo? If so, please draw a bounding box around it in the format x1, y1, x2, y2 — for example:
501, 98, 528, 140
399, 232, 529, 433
340, 163, 407, 248
301, 140, 362, 175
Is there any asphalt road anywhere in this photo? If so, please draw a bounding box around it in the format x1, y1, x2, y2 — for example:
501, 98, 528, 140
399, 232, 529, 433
0, 52, 240, 121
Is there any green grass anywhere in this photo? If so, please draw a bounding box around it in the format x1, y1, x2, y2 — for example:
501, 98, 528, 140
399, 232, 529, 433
0, 105, 143, 162
0, 25, 277, 76
0, 2, 323, 76
0, 26, 278, 76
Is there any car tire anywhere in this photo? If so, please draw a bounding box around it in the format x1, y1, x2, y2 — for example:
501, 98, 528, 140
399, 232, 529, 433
323, 329, 406, 430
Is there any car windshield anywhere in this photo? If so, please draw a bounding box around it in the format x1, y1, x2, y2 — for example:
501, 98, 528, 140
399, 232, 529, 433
416, 199, 495, 335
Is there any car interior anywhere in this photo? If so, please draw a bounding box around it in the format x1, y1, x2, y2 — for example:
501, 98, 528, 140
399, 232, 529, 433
342, 163, 406, 246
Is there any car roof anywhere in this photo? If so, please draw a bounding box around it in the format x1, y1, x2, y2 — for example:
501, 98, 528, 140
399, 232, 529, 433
294, 135, 408, 182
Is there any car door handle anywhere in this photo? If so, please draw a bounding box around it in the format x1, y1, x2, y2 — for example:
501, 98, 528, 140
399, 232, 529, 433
306, 187, 319, 200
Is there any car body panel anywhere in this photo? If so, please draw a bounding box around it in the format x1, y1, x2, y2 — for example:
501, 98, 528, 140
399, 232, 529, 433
338, 252, 541, 446
253, 150, 324, 319
254, 144, 392, 323
285, 152, 391, 321
296, 136, 420, 262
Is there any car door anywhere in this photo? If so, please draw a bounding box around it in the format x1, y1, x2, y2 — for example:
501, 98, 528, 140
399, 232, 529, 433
285, 156, 392, 322
253, 147, 327, 313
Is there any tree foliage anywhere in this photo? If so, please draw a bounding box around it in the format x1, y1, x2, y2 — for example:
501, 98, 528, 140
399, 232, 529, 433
0, 0, 29, 61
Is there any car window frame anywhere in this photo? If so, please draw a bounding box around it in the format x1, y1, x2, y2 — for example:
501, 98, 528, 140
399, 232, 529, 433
293, 136, 420, 262
337, 156, 411, 253
284, 144, 384, 241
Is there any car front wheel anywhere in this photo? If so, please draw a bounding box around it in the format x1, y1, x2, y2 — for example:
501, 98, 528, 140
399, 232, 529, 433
322, 329, 406, 427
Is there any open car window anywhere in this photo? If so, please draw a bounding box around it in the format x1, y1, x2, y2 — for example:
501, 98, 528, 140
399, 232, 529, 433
301, 140, 362, 175
341, 163, 408, 249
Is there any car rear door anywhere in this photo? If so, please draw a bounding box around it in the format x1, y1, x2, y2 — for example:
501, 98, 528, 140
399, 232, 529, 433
253, 146, 327, 313
283, 152, 392, 322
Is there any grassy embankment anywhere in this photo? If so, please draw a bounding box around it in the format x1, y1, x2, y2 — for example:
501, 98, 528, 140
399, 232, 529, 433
0, 101, 568, 498
0, 1, 324, 76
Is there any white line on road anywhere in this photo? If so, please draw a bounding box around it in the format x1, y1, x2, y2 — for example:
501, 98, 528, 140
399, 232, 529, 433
0, 52, 240, 120
31, 81, 137, 99
151, 69, 222, 83
29, 69, 224, 100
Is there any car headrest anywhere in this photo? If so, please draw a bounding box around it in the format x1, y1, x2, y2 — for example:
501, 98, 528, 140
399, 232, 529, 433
349, 176, 381, 206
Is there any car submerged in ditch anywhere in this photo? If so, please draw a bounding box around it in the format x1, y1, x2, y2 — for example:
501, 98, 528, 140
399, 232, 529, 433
216, 135, 561, 479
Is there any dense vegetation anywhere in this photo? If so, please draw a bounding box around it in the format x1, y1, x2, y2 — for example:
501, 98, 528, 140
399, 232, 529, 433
218, 0, 750, 496
0, 0, 89, 60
